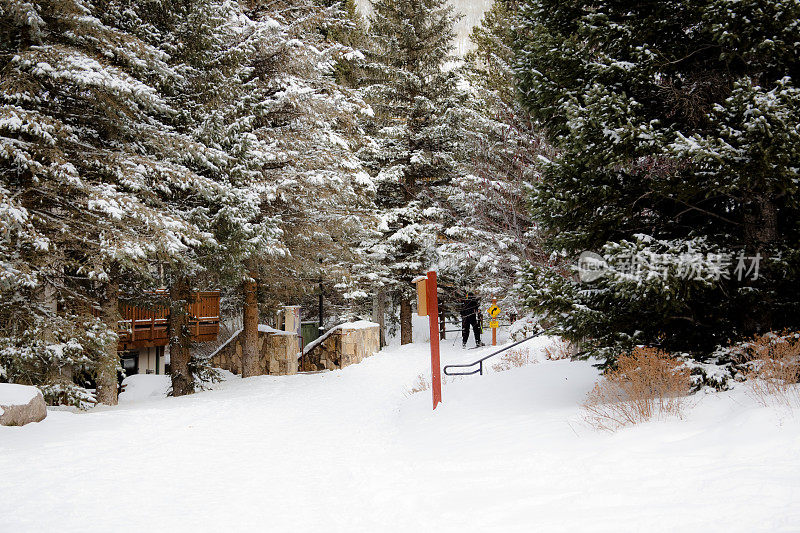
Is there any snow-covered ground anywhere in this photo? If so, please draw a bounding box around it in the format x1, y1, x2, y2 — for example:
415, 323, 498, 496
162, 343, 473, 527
1, 326, 798, 532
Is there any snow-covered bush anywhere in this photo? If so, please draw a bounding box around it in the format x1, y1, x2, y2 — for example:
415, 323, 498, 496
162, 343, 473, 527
679, 355, 737, 392
0, 315, 113, 408
543, 338, 575, 361
508, 314, 540, 341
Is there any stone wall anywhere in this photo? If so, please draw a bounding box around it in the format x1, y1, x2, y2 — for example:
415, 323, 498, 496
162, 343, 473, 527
299, 321, 380, 372
211, 326, 298, 376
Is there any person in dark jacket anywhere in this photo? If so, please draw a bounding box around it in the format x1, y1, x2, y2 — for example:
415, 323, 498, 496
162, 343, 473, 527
460, 292, 482, 348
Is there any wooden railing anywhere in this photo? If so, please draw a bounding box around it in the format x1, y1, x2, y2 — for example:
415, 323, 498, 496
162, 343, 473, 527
112, 290, 220, 350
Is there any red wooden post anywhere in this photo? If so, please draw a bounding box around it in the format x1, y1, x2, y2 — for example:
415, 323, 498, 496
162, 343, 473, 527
426, 270, 442, 410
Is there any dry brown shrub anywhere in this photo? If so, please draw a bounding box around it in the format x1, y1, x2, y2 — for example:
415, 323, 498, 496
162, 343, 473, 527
405, 373, 430, 396
734, 332, 800, 409
492, 348, 536, 372
404, 373, 454, 397
583, 347, 691, 431
544, 338, 575, 360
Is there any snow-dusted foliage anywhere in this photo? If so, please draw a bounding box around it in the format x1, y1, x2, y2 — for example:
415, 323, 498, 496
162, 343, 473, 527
355, 0, 463, 340
0, 0, 234, 401
1, 0, 376, 401
515, 0, 800, 363
228, 0, 376, 307
437, 0, 547, 313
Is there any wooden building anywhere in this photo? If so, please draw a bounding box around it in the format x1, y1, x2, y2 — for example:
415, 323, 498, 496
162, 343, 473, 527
114, 291, 220, 375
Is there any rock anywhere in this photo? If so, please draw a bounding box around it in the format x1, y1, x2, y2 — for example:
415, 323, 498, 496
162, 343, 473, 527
0, 384, 47, 426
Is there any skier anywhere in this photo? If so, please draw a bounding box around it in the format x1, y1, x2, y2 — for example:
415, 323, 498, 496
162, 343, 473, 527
460, 292, 483, 348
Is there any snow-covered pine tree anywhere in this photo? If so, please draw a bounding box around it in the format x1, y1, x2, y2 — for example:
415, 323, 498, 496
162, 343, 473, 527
361, 0, 461, 344
118, 0, 286, 392
436, 0, 549, 316
197, 0, 375, 359
265, 0, 375, 308
0, 0, 276, 401
320, 0, 369, 88
515, 0, 800, 363
0, 0, 201, 404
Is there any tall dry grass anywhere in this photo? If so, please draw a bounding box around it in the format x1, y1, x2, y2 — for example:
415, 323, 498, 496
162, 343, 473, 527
492, 348, 536, 372
404, 373, 455, 397
583, 347, 691, 431
733, 332, 800, 409
405, 373, 431, 396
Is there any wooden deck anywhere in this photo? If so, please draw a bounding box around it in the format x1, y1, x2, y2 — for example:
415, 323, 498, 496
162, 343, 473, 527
114, 291, 220, 351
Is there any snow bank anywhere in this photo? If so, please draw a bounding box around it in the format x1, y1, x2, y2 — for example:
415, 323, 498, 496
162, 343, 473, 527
118, 375, 171, 404
508, 313, 541, 340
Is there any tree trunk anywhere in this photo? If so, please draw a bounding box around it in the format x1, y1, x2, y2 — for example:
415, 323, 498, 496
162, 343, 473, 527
38, 264, 74, 403
96, 275, 120, 406
400, 298, 413, 345
742, 192, 778, 332
372, 289, 387, 348
241, 271, 259, 377
744, 194, 777, 247
169, 276, 194, 396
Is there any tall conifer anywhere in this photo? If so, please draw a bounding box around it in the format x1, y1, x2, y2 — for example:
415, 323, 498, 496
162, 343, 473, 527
515, 0, 800, 362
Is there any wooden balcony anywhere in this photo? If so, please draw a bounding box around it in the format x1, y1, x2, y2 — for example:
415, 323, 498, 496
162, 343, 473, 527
115, 290, 220, 351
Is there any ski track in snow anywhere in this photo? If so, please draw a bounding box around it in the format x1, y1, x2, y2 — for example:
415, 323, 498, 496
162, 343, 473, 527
1, 328, 799, 532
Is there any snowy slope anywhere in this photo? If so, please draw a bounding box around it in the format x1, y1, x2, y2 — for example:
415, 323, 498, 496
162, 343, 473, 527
1, 331, 798, 532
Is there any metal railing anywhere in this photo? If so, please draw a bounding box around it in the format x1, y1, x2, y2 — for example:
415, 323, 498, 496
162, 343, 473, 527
442, 330, 549, 377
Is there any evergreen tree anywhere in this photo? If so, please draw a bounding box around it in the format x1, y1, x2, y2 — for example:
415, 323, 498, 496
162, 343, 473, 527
0, 0, 276, 401
324, 0, 369, 87
189, 0, 377, 366
515, 0, 800, 363
436, 0, 548, 313
362, 0, 461, 344
0, 0, 196, 404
